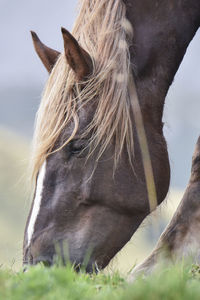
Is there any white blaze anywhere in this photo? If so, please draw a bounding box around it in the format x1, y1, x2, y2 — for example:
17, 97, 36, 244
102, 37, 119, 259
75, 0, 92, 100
27, 161, 46, 246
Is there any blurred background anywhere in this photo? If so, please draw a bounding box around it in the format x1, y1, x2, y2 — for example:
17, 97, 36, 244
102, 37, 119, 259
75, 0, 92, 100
0, 0, 200, 273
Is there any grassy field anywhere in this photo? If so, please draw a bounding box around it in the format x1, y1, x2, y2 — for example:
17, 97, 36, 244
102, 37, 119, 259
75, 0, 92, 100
0, 264, 200, 300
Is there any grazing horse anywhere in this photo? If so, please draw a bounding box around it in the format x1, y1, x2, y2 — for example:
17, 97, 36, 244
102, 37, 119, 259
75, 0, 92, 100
23, 0, 200, 272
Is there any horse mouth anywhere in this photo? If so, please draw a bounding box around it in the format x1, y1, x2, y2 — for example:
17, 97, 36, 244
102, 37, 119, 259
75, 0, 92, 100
23, 252, 101, 274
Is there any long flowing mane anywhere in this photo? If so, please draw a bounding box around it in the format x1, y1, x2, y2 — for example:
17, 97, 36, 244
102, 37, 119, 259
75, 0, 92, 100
31, 0, 134, 181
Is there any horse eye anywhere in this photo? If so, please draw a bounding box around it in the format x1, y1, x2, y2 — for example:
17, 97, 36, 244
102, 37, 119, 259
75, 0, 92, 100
69, 140, 85, 155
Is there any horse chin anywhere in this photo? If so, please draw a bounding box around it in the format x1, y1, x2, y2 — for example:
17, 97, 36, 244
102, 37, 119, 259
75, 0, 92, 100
24, 245, 107, 273
66, 251, 108, 274
25, 254, 103, 274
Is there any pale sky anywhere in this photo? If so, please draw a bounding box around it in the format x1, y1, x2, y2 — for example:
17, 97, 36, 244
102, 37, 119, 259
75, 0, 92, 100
0, 0, 77, 87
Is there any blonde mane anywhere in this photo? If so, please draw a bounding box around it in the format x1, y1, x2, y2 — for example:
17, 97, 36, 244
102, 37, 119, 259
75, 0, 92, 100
31, 0, 135, 181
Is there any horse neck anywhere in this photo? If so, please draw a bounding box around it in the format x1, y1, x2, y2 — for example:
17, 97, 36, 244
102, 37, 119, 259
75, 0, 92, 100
124, 0, 200, 128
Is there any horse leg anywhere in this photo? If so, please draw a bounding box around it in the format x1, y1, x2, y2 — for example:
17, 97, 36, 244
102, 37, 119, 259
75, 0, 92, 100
128, 136, 200, 281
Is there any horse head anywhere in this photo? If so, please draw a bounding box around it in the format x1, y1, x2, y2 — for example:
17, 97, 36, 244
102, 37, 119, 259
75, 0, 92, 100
23, 6, 155, 271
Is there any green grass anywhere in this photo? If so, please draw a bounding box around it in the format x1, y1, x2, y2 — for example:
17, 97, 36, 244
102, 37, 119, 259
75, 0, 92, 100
0, 264, 200, 300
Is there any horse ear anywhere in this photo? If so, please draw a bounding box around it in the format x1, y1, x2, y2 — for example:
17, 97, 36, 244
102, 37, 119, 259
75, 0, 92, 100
61, 27, 92, 80
31, 31, 60, 73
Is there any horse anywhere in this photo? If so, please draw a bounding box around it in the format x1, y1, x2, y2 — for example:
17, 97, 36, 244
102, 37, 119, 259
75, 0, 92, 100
23, 0, 200, 273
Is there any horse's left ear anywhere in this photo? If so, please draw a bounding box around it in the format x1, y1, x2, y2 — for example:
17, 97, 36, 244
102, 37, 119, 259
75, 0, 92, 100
31, 31, 60, 73
61, 27, 93, 80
